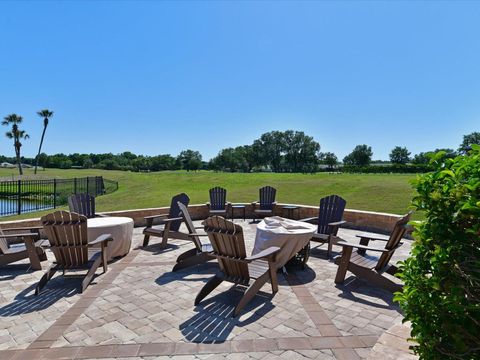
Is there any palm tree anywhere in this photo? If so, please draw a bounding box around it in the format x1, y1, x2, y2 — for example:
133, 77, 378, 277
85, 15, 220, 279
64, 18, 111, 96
34, 109, 54, 174
2, 114, 30, 175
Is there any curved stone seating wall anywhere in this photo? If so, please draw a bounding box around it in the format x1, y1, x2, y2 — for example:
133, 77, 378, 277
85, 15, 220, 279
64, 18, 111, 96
0, 203, 403, 234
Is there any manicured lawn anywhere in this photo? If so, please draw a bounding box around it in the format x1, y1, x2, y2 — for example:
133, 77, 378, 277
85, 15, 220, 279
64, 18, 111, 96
0, 168, 418, 220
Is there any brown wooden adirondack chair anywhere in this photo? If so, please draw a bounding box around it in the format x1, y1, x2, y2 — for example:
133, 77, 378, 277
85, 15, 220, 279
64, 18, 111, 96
301, 195, 347, 259
172, 202, 214, 271
0, 227, 47, 270
206, 186, 230, 217
195, 216, 280, 317
68, 193, 107, 219
35, 211, 113, 295
334, 212, 412, 293
143, 193, 190, 248
251, 186, 277, 221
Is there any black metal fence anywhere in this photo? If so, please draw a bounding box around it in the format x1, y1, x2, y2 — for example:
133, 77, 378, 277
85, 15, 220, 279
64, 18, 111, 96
0, 176, 118, 217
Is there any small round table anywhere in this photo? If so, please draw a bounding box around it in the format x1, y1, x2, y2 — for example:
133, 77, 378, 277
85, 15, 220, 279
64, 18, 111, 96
87, 217, 134, 260
282, 205, 300, 220
253, 216, 316, 269
230, 204, 246, 221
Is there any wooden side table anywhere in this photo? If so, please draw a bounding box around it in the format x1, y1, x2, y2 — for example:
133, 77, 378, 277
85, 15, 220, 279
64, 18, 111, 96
230, 204, 246, 221
282, 205, 299, 220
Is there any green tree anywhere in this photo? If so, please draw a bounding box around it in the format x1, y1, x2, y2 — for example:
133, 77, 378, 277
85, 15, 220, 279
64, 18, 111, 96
252, 131, 286, 172
411, 152, 430, 164
396, 147, 480, 359
2, 114, 30, 175
319, 152, 338, 169
178, 150, 202, 171
343, 145, 373, 166
389, 146, 411, 165
34, 109, 54, 174
37, 152, 49, 170
458, 131, 480, 154
283, 130, 320, 173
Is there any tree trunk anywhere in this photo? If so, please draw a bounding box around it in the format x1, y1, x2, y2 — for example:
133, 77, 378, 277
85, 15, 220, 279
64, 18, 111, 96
16, 146, 23, 176
34, 124, 48, 174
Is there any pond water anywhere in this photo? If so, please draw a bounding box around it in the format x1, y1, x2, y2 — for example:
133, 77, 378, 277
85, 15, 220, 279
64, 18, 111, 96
0, 198, 53, 217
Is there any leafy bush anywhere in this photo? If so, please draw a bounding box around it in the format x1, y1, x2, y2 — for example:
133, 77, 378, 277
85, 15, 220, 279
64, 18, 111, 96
395, 147, 480, 359
341, 164, 431, 173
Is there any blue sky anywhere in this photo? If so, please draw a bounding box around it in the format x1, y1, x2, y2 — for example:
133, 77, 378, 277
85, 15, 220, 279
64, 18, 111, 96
1, 1, 479, 161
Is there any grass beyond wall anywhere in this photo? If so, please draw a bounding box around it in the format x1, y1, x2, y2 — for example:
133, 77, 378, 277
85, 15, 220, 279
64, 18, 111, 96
0, 168, 418, 220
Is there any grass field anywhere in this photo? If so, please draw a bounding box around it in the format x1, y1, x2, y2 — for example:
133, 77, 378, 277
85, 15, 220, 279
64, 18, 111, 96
0, 168, 419, 220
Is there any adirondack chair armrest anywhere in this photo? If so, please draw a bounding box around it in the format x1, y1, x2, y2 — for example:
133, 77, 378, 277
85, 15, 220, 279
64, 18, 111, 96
336, 240, 390, 253
89, 234, 114, 246
299, 217, 318, 224
328, 220, 346, 227
1, 226, 42, 232
161, 217, 183, 223
144, 213, 169, 220
95, 213, 109, 218
0, 233, 40, 239
246, 246, 281, 261
355, 234, 389, 242
186, 233, 209, 237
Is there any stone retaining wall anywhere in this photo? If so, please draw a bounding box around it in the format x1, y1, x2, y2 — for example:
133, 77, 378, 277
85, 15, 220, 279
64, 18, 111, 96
0, 203, 404, 234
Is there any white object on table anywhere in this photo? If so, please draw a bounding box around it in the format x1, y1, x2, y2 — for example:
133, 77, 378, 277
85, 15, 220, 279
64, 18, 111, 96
87, 217, 134, 259
253, 216, 317, 268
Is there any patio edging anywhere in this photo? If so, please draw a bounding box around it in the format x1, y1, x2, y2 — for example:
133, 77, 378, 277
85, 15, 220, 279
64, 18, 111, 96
0, 203, 405, 235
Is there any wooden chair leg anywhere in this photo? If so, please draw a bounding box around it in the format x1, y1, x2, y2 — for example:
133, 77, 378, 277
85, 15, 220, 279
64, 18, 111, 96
334, 246, 353, 284
234, 272, 269, 317
161, 223, 171, 249
327, 235, 333, 259
143, 234, 150, 247
35, 265, 57, 295
268, 261, 278, 294
173, 252, 213, 272
195, 275, 223, 305
357, 237, 370, 256
24, 236, 42, 271
82, 256, 102, 293
101, 243, 108, 273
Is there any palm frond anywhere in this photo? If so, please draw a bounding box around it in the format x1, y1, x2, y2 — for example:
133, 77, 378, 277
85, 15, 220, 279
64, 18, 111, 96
37, 109, 54, 118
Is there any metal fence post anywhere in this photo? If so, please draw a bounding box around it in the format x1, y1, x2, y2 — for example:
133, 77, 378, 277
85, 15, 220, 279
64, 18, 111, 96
53, 179, 57, 208
86, 177, 90, 195
74, 178, 77, 194
17, 180, 21, 215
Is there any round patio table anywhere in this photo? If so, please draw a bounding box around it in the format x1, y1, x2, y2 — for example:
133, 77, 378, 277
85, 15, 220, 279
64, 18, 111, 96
87, 217, 134, 260
253, 216, 317, 269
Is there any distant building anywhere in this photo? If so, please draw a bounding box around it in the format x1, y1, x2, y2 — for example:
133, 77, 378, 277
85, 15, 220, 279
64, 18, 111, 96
0, 162, 16, 168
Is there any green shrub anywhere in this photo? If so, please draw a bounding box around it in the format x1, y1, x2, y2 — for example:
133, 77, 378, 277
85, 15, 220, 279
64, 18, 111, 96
395, 147, 480, 359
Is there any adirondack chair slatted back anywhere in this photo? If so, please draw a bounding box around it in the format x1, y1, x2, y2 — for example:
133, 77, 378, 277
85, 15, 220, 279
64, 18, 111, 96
376, 212, 412, 270
204, 216, 249, 284
259, 186, 276, 210
0, 229, 9, 254
317, 195, 346, 235
177, 201, 202, 251
68, 193, 96, 219
41, 211, 89, 268
168, 193, 190, 232
209, 187, 227, 210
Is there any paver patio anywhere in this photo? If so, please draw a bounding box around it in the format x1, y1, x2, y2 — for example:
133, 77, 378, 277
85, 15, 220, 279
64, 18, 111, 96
0, 220, 416, 359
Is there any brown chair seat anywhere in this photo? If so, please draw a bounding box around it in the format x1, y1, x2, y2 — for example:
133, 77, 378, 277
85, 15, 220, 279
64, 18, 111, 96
195, 216, 280, 317
334, 212, 412, 293
142, 193, 190, 248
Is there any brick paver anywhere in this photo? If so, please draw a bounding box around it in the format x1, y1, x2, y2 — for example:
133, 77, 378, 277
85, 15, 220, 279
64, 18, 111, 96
0, 220, 416, 359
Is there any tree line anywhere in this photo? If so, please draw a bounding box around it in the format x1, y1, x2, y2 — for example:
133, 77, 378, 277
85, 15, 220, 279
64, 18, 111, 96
2, 118, 479, 174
